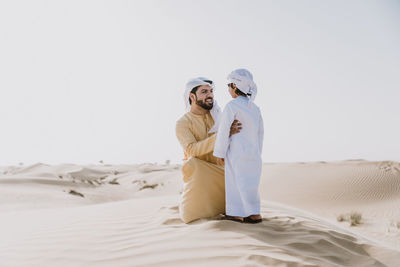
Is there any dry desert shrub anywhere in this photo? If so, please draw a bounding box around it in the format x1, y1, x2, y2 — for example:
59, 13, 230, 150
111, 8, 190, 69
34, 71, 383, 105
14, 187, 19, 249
349, 212, 362, 226
337, 214, 346, 222
337, 212, 362, 226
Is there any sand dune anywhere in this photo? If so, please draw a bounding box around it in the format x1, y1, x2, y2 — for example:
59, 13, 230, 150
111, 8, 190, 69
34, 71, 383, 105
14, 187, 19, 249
1, 161, 400, 266
260, 160, 400, 250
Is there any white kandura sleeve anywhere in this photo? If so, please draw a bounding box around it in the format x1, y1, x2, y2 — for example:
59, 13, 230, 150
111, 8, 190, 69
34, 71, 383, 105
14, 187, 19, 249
258, 111, 264, 154
213, 104, 235, 158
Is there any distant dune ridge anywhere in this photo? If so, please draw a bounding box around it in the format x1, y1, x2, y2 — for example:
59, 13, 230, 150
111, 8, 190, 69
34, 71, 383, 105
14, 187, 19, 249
1, 160, 400, 266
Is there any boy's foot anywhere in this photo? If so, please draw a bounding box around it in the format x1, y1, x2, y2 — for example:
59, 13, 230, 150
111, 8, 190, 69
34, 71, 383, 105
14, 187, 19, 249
243, 214, 262, 224
222, 215, 244, 223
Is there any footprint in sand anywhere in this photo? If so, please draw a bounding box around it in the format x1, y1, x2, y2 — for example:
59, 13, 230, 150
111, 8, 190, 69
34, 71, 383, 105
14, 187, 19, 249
68, 189, 85, 198
168, 206, 179, 211
108, 178, 119, 185
379, 161, 400, 174
140, 184, 158, 190
162, 218, 183, 225
132, 180, 160, 190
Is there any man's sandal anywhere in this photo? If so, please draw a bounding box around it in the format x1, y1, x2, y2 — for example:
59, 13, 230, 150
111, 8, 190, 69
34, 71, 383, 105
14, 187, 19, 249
222, 215, 243, 223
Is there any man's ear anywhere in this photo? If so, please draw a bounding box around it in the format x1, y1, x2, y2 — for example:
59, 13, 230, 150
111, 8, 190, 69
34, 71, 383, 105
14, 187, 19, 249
189, 93, 196, 104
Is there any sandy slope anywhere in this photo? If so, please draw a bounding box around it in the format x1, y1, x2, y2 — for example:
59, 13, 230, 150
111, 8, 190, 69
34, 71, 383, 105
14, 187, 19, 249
260, 160, 400, 250
1, 161, 400, 267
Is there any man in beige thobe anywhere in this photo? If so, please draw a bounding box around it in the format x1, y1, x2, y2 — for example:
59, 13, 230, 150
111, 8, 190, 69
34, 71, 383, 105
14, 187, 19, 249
176, 77, 241, 223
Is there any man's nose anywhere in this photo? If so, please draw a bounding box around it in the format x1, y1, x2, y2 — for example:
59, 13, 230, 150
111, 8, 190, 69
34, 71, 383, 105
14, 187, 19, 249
207, 91, 214, 98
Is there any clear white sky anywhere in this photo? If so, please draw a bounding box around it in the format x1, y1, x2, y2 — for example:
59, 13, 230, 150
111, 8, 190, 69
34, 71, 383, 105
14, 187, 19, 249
0, 0, 399, 165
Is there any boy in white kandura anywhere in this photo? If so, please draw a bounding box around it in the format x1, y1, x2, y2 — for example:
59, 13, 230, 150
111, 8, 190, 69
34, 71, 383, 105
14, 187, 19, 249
213, 69, 263, 224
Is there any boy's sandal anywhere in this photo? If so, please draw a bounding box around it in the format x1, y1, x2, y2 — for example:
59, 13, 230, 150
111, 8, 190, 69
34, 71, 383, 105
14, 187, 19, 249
243, 216, 262, 224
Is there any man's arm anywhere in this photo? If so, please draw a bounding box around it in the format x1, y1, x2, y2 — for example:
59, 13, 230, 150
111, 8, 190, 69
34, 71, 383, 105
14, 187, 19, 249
176, 118, 216, 158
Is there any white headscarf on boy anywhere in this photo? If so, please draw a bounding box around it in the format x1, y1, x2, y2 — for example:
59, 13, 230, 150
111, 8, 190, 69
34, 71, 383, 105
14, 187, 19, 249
227, 69, 257, 102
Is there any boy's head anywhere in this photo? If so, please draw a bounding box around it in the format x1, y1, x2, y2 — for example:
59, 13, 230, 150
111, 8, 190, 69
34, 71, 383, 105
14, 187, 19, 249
228, 83, 248, 98
227, 68, 257, 101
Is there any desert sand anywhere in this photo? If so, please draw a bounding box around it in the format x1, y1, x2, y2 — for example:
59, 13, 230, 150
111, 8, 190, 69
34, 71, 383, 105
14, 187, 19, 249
1, 160, 400, 266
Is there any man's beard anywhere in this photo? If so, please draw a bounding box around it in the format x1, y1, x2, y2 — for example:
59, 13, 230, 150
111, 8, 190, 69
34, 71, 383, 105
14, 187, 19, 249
196, 97, 213, 110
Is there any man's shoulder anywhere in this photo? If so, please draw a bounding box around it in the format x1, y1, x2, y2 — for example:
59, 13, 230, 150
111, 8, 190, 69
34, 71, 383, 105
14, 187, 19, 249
177, 112, 192, 122
176, 112, 192, 127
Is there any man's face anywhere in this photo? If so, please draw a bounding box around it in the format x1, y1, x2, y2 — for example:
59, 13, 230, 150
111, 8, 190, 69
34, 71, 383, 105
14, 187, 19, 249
191, 84, 214, 110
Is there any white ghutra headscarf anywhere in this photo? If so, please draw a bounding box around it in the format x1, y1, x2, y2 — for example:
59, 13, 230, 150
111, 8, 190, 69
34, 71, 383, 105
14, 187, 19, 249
227, 69, 258, 102
184, 77, 221, 133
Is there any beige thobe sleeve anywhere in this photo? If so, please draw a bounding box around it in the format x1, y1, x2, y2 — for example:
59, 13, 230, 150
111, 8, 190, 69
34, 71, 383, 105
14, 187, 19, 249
176, 118, 216, 158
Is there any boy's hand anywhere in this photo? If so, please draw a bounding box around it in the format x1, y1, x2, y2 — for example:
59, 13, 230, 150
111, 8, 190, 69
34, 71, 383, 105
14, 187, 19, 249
216, 157, 225, 166
230, 120, 242, 137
